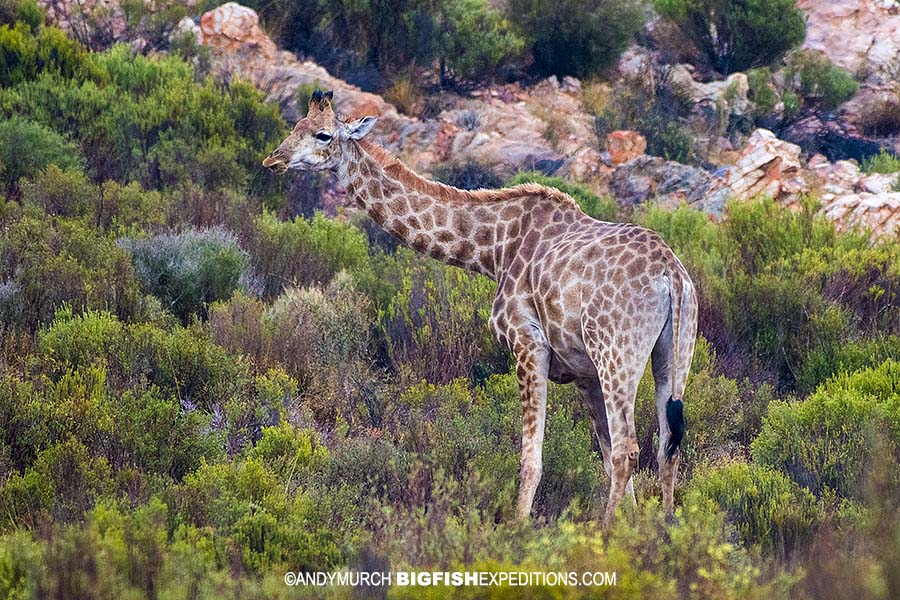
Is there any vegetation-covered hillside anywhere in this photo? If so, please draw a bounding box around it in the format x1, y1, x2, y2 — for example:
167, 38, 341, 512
1, 1, 900, 598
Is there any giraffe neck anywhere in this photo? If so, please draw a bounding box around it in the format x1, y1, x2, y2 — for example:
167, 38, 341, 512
336, 141, 504, 280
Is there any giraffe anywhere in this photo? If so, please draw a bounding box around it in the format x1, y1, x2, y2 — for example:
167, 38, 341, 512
263, 90, 699, 526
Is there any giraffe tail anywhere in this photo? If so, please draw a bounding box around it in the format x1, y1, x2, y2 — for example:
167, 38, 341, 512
665, 396, 684, 463
665, 267, 686, 463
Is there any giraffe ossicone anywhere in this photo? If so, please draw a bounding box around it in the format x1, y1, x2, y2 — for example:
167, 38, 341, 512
263, 89, 699, 527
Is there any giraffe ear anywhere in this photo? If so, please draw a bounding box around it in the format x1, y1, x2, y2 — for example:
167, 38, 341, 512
345, 115, 378, 140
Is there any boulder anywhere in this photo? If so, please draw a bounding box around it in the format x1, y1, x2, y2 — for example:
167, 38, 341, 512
607, 131, 647, 165
859, 173, 898, 194
199, 2, 277, 59
726, 129, 806, 203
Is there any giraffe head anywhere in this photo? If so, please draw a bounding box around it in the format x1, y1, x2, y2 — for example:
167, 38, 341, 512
262, 89, 378, 174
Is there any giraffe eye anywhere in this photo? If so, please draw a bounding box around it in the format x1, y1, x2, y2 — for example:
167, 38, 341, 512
314, 131, 333, 142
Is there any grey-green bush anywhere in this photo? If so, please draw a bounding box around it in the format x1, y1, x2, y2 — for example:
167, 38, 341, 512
118, 228, 253, 322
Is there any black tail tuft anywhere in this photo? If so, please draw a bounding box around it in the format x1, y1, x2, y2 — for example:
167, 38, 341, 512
665, 396, 685, 463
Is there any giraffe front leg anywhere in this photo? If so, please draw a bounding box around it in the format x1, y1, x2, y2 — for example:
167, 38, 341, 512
513, 339, 551, 520
489, 291, 551, 520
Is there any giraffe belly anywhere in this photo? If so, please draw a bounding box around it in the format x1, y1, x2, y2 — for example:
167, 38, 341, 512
548, 349, 596, 383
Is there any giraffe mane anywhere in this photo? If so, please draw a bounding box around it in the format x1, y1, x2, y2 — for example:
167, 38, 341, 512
356, 140, 579, 208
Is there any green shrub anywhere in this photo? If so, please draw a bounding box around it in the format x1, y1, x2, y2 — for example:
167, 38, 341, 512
249, 0, 521, 86
747, 67, 777, 113
537, 384, 604, 519
248, 421, 326, 483
118, 228, 252, 322
14, 0, 42, 32
265, 273, 371, 381
723, 198, 833, 275
435, 0, 524, 82
379, 248, 504, 384
861, 149, 900, 175
247, 211, 371, 298
177, 458, 342, 573
0, 22, 36, 86
785, 50, 859, 111
752, 360, 900, 499
0, 116, 81, 196
0, 360, 222, 492
689, 461, 820, 556
6, 437, 113, 524
508, 171, 618, 221
37, 308, 245, 411
0, 211, 142, 328
798, 335, 900, 394
1, 43, 286, 199
265, 273, 375, 424
210, 274, 376, 428
208, 292, 270, 368
592, 70, 698, 165
0, 531, 41, 599
654, 0, 806, 75
0, 23, 93, 87
508, 0, 646, 78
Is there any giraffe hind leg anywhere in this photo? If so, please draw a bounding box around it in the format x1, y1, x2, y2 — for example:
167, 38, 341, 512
580, 332, 642, 528
576, 380, 636, 506
651, 315, 678, 516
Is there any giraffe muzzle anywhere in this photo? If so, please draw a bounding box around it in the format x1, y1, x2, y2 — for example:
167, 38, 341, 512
263, 153, 288, 174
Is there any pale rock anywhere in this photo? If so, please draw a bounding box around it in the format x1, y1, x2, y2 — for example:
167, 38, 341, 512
199, 2, 277, 59
859, 173, 898, 194
567, 148, 613, 196
799, 0, 900, 84
821, 193, 900, 238
38, 0, 127, 40
807, 154, 862, 199
726, 129, 806, 202
175, 16, 200, 38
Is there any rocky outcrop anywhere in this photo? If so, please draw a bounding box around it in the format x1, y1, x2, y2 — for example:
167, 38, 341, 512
609, 156, 730, 215
822, 194, 900, 238
36, 0, 899, 237
799, 0, 900, 85
669, 66, 752, 117
726, 129, 807, 204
